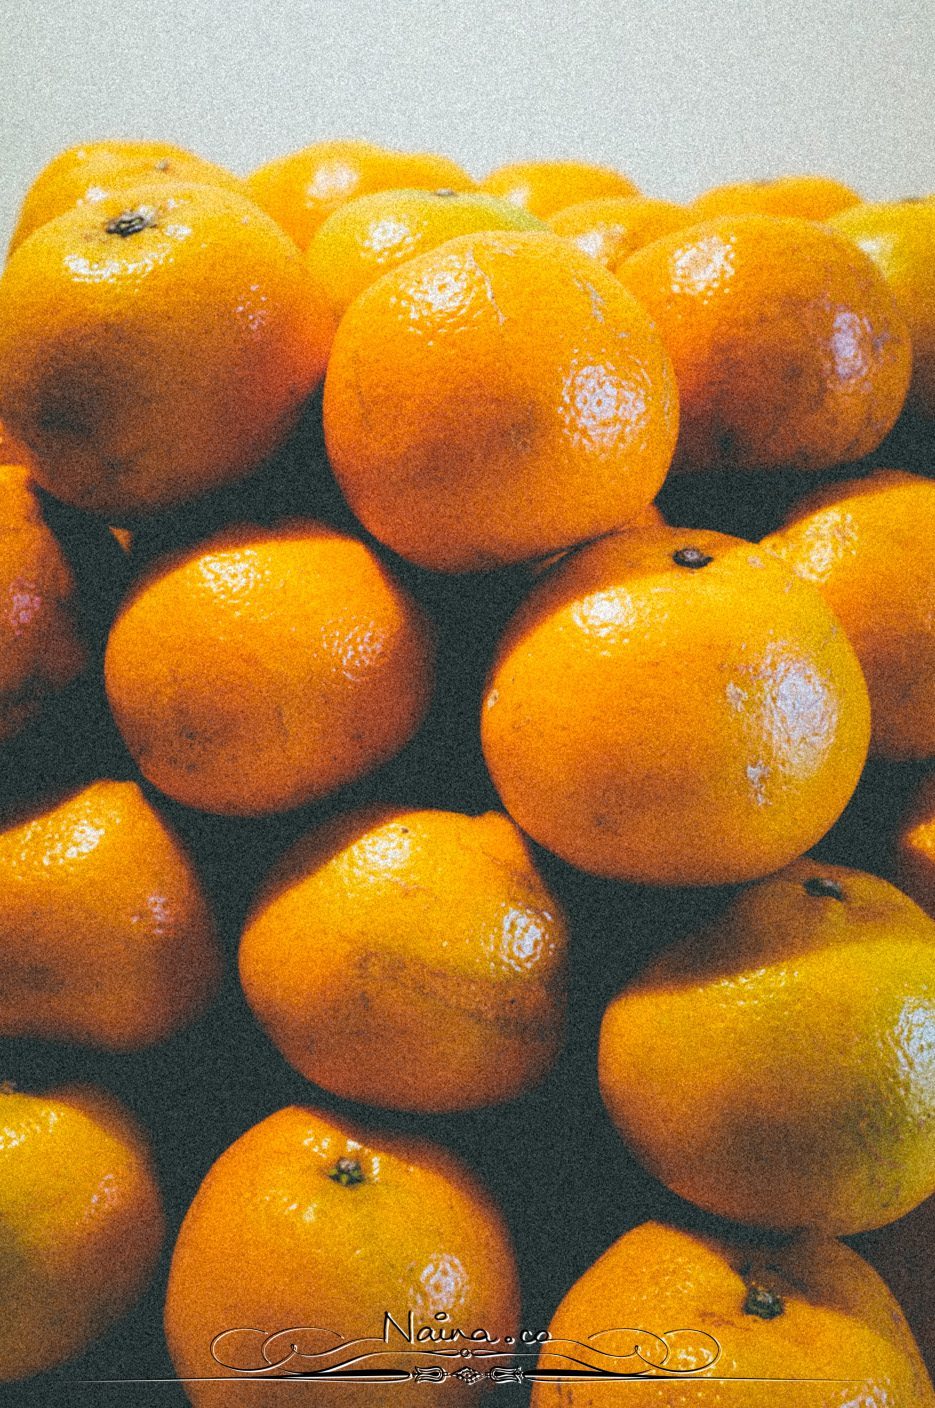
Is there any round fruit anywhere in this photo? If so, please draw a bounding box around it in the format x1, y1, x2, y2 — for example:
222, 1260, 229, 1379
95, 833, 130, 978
829, 198, 935, 419
104, 520, 435, 815
0, 181, 333, 519
0, 415, 34, 468
8, 139, 243, 254
307, 187, 545, 319
164, 1104, 520, 1407
599, 859, 935, 1234
324, 230, 679, 571
547, 195, 691, 268
480, 159, 639, 216
531, 1220, 934, 1406
0, 780, 220, 1048
482, 525, 870, 885
896, 771, 935, 918
0, 1081, 164, 1383
0, 462, 87, 744
690, 173, 861, 221
763, 469, 935, 760
857, 1194, 935, 1382
616, 213, 912, 472
239, 805, 568, 1111
245, 139, 475, 249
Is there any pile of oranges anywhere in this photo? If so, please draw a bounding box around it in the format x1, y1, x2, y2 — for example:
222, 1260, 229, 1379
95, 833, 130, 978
1, 137, 935, 1405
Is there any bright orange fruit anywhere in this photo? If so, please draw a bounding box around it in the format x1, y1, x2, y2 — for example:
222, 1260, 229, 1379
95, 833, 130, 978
104, 520, 435, 815
245, 139, 475, 249
164, 1105, 521, 1406
547, 194, 691, 268
480, 158, 639, 216
239, 805, 568, 1111
324, 230, 678, 571
482, 525, 870, 885
691, 173, 861, 221
599, 859, 935, 1234
616, 213, 912, 472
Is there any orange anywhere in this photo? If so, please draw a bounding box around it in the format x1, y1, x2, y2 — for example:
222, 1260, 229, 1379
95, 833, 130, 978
0, 181, 333, 519
547, 195, 691, 269
323, 230, 679, 571
895, 771, 935, 918
763, 469, 935, 760
479, 159, 639, 217
690, 173, 861, 221
245, 139, 475, 249
616, 213, 911, 472
530, 1220, 934, 1405
829, 199, 935, 419
8, 139, 243, 255
858, 1194, 935, 1382
163, 1104, 521, 1407
0, 779, 220, 1048
0, 415, 34, 468
239, 804, 568, 1111
0, 462, 87, 745
482, 525, 870, 886
307, 187, 545, 320
0, 1080, 164, 1383
599, 858, 935, 1235
104, 520, 435, 815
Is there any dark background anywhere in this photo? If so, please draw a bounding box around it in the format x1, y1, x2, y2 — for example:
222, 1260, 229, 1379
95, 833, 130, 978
2, 402, 932, 1406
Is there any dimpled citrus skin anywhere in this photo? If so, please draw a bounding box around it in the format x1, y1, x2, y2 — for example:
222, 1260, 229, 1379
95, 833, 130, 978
239, 805, 568, 1112
245, 139, 476, 249
616, 214, 911, 472
163, 1105, 521, 1408
547, 195, 692, 269
763, 470, 935, 761
307, 187, 546, 319
323, 230, 679, 572
482, 526, 870, 886
599, 859, 935, 1236
830, 199, 935, 419
104, 521, 435, 816
0, 780, 221, 1048
7, 139, 244, 254
479, 159, 639, 217
0, 182, 333, 519
0, 463, 87, 744
0, 1082, 165, 1383
530, 1221, 935, 1407
896, 772, 935, 919
690, 173, 862, 221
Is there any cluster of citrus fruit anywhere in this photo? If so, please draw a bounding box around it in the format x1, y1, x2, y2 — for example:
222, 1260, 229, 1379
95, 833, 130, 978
1, 136, 935, 1404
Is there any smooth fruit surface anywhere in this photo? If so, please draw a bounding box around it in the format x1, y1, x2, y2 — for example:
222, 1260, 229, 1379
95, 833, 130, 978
830, 199, 935, 418
8, 139, 243, 254
239, 805, 568, 1111
530, 1220, 934, 1406
0, 182, 333, 518
163, 1104, 521, 1407
0, 1082, 164, 1382
480, 159, 639, 216
547, 195, 691, 268
482, 526, 870, 885
0, 415, 34, 468
599, 859, 935, 1234
690, 173, 861, 221
324, 230, 679, 571
616, 213, 911, 472
763, 469, 935, 760
896, 771, 935, 918
104, 521, 435, 815
245, 139, 475, 249
0, 463, 87, 744
307, 187, 545, 319
0, 780, 220, 1048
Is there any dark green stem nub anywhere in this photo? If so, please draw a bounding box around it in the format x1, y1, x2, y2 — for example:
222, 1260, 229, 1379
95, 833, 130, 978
328, 1157, 365, 1187
105, 208, 157, 238
743, 1283, 784, 1320
673, 546, 714, 570
803, 877, 844, 901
